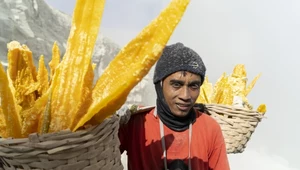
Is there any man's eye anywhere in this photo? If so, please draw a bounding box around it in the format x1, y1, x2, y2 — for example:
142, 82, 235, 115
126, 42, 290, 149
172, 83, 181, 88
190, 84, 200, 89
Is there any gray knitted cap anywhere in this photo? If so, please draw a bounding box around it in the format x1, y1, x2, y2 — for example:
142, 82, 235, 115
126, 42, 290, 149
153, 42, 206, 84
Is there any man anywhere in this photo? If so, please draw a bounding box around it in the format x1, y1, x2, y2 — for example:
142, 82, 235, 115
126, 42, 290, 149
118, 42, 230, 170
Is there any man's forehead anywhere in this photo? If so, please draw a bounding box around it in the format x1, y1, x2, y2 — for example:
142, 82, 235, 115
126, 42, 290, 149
166, 71, 201, 81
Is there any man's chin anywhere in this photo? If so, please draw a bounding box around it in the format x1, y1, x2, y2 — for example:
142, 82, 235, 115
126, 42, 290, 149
172, 111, 189, 117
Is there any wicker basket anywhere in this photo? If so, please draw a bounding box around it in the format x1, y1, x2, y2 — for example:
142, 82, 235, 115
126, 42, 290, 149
205, 103, 265, 154
0, 114, 123, 170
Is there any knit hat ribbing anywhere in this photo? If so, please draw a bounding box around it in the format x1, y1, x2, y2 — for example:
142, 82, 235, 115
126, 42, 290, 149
153, 42, 206, 84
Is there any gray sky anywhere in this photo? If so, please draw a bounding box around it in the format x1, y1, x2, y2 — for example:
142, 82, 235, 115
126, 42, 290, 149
45, 0, 300, 169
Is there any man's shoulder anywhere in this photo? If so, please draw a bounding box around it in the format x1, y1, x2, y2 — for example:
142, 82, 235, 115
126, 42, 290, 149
123, 107, 157, 132
130, 106, 156, 121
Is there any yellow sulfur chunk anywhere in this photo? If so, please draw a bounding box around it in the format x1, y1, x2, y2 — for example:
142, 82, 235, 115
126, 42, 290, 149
36, 55, 49, 96
92, 63, 97, 70
211, 73, 227, 104
196, 90, 208, 104
228, 64, 253, 109
7, 41, 37, 110
49, 0, 105, 132
49, 41, 61, 79
22, 45, 38, 81
232, 64, 247, 78
74, 0, 191, 131
14, 68, 36, 109
217, 78, 233, 105
210, 64, 262, 111
7, 41, 37, 83
7, 41, 22, 82
257, 104, 267, 115
211, 64, 251, 109
196, 76, 213, 104
21, 55, 50, 136
21, 91, 49, 136
228, 64, 247, 98
0, 107, 7, 138
0, 63, 22, 138
38, 89, 52, 134
24, 55, 49, 97
7, 69, 16, 101
245, 73, 261, 96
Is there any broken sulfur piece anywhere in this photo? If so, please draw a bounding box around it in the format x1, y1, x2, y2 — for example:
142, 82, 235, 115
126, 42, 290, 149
74, 0, 191, 130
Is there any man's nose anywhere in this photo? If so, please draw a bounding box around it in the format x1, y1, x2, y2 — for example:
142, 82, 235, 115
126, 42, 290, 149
179, 86, 191, 100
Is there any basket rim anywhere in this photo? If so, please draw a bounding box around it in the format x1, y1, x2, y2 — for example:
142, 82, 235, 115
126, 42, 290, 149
0, 114, 119, 144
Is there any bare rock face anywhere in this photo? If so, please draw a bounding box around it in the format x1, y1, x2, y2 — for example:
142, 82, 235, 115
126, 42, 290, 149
0, 0, 72, 64
0, 0, 152, 105
0, 0, 120, 81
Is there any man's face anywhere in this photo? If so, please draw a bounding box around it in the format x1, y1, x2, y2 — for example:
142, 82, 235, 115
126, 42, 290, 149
162, 71, 201, 117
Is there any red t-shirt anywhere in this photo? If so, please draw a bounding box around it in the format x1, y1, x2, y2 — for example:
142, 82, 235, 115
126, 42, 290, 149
119, 108, 230, 170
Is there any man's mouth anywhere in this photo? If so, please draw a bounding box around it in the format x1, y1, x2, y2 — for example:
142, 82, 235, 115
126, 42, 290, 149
176, 103, 191, 111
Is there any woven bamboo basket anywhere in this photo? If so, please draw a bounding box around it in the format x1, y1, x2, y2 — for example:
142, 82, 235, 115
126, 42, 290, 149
204, 103, 265, 154
0, 114, 123, 170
